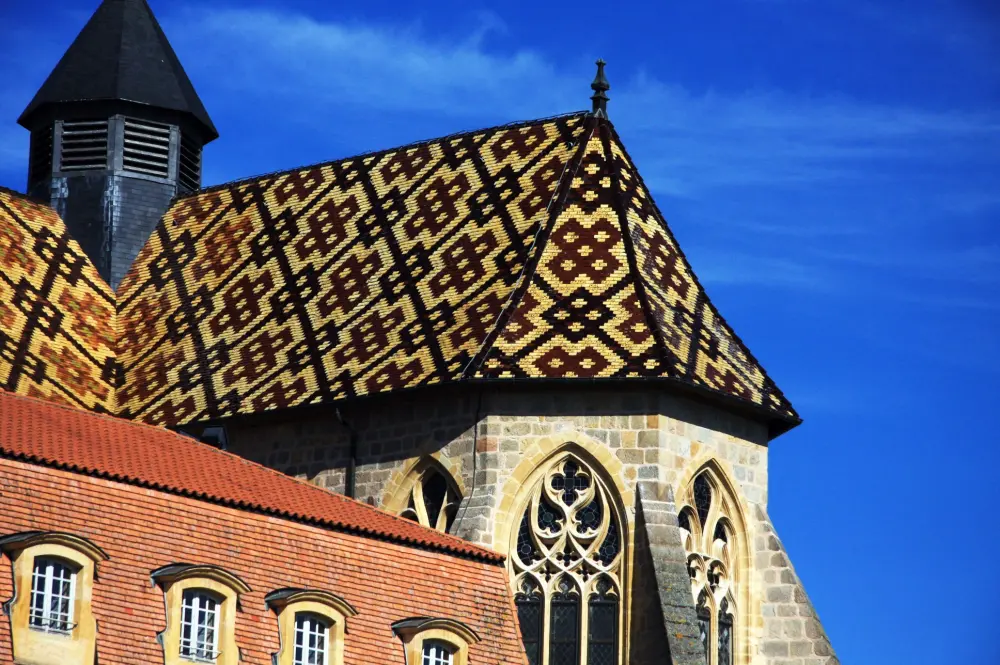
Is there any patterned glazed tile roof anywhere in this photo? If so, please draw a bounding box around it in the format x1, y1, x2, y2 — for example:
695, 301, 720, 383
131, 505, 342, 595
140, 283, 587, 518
0, 187, 117, 413
0, 388, 502, 562
0, 112, 797, 433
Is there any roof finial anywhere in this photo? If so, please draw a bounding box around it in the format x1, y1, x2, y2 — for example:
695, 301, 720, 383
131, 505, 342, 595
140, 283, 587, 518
590, 59, 610, 117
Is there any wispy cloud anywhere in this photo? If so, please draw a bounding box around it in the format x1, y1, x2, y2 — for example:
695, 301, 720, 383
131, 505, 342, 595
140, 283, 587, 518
159, 6, 999, 200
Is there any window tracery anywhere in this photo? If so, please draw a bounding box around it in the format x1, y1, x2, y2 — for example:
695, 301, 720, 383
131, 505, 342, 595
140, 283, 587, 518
678, 469, 742, 665
510, 454, 624, 665
398, 462, 462, 533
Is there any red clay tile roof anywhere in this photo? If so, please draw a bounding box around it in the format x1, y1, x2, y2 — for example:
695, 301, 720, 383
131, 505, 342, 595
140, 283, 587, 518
0, 388, 501, 563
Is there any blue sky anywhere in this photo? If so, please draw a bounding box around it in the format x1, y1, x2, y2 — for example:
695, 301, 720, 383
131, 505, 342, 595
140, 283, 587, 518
1, 1, 998, 662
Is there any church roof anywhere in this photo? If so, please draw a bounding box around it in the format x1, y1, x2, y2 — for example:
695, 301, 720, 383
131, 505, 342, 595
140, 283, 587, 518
0, 113, 798, 436
116, 112, 797, 432
0, 388, 503, 563
18, 0, 217, 139
0, 186, 116, 413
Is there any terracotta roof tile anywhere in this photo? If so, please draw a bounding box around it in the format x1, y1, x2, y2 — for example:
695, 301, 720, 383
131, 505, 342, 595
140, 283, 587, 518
0, 388, 502, 562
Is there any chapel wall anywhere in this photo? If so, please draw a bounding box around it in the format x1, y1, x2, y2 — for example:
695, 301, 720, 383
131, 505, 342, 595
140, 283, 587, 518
221, 386, 836, 664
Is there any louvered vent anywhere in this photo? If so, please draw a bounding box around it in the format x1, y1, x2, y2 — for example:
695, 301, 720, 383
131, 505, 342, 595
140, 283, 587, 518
122, 118, 171, 178
59, 120, 109, 171
178, 131, 202, 193
29, 123, 54, 184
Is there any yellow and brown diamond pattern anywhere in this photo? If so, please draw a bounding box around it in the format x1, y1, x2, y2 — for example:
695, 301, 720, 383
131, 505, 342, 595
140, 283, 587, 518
0, 187, 116, 412
0, 112, 796, 427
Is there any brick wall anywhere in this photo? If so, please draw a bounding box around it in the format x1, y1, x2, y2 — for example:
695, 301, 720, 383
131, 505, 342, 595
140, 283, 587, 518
0, 457, 526, 664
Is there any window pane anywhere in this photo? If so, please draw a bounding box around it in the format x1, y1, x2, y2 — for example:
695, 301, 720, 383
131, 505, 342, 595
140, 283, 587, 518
422, 640, 453, 665
516, 589, 542, 665
718, 605, 733, 665
694, 473, 712, 527
697, 592, 711, 660
294, 612, 329, 665
30, 558, 75, 633
180, 590, 219, 661
587, 598, 618, 665
549, 591, 580, 665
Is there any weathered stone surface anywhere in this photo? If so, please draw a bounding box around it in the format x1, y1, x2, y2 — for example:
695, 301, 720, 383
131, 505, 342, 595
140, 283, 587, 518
223, 385, 836, 665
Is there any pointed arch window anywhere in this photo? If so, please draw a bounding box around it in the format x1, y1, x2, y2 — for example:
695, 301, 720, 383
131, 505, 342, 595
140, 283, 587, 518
510, 454, 624, 665
678, 469, 743, 665
398, 462, 462, 533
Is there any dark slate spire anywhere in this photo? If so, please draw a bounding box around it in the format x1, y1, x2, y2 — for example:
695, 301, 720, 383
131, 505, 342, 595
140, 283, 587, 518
18, 0, 216, 140
590, 59, 610, 117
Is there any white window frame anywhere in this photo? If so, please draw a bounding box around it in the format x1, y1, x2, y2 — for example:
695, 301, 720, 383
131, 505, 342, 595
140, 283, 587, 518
180, 589, 222, 662
29, 557, 77, 634
293, 612, 330, 665
422, 640, 454, 665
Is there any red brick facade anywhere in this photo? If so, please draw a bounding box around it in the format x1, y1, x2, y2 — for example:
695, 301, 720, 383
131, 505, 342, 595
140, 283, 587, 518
0, 391, 525, 664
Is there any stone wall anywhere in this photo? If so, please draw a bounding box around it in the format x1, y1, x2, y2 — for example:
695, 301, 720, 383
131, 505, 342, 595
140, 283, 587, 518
224, 385, 833, 665
755, 506, 839, 665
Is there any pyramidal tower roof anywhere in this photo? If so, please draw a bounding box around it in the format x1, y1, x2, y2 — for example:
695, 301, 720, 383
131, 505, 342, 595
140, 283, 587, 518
18, 0, 216, 139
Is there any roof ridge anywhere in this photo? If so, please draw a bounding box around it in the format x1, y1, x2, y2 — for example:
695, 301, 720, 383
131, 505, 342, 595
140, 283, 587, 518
605, 124, 798, 419
172, 110, 590, 204
0, 389, 504, 562
463, 115, 600, 376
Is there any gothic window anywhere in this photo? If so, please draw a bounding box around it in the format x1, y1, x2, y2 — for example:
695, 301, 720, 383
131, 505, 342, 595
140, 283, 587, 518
399, 462, 462, 533
510, 454, 624, 665
678, 468, 742, 665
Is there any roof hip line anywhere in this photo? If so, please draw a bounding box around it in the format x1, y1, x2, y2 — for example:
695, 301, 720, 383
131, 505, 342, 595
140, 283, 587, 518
597, 119, 679, 374
462, 116, 600, 377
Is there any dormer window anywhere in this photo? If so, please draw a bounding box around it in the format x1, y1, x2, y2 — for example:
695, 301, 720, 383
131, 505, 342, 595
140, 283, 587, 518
151, 563, 250, 665
264, 588, 356, 665
180, 589, 221, 662
392, 617, 480, 665
30, 557, 78, 634
0, 531, 108, 665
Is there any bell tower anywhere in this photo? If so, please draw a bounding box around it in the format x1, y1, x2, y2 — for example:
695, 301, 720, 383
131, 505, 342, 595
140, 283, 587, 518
18, 0, 217, 289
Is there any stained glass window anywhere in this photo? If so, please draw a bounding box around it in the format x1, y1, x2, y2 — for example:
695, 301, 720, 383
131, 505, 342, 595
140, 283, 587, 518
697, 591, 711, 660
718, 599, 733, 665
537, 496, 561, 534
678, 509, 691, 533
587, 579, 618, 665
694, 473, 712, 527
680, 465, 743, 665
509, 453, 625, 665
549, 579, 579, 665
397, 462, 462, 533
515, 578, 543, 665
